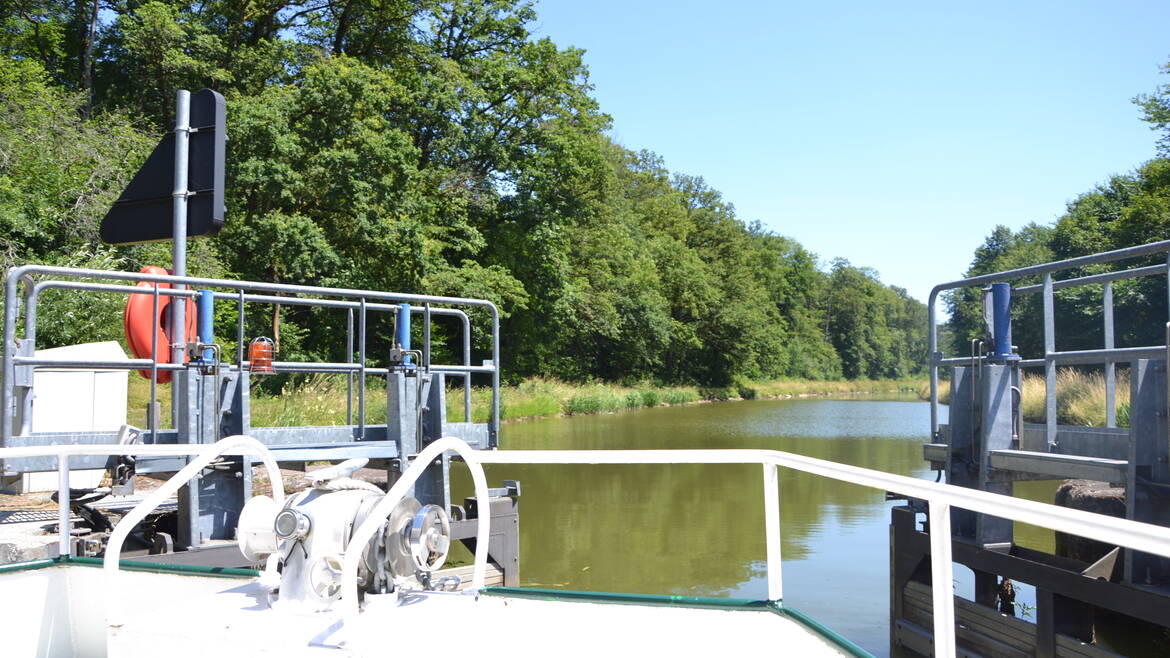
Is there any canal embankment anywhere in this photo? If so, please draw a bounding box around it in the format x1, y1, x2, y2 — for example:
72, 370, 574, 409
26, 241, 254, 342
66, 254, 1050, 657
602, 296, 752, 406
127, 375, 927, 427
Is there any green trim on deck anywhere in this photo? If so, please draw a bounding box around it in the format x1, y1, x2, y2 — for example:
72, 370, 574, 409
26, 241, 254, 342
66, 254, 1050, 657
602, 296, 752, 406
483, 586, 771, 610
0, 557, 57, 574
481, 587, 873, 658
62, 556, 260, 578
771, 602, 874, 658
0, 555, 259, 579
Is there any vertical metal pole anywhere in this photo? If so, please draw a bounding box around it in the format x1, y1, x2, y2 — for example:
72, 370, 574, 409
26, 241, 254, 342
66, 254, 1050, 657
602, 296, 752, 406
928, 290, 940, 437
2, 274, 19, 443
150, 286, 159, 439
762, 463, 783, 602
462, 313, 471, 422
1104, 281, 1116, 427
346, 309, 354, 426
1044, 273, 1057, 448
57, 455, 70, 557
928, 499, 956, 658
491, 307, 500, 447
170, 89, 191, 426
235, 290, 245, 367
358, 298, 366, 438
423, 303, 431, 370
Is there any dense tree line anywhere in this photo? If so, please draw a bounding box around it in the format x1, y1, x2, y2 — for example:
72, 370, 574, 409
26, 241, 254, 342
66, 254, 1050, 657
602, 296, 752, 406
948, 58, 1170, 357
1, 0, 926, 385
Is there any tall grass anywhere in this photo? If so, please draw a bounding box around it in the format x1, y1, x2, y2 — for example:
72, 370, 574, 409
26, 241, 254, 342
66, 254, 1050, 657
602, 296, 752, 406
920, 369, 1130, 427
746, 378, 924, 398
1021, 370, 1130, 427
126, 374, 927, 428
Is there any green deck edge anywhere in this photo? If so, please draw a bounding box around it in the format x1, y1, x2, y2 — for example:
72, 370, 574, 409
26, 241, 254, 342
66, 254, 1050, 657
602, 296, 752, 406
770, 602, 875, 658
483, 586, 771, 610
0, 557, 57, 574
0, 555, 259, 579
482, 587, 873, 657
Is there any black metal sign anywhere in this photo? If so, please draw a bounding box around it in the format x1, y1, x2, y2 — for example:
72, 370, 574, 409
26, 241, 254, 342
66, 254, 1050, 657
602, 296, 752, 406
100, 88, 226, 244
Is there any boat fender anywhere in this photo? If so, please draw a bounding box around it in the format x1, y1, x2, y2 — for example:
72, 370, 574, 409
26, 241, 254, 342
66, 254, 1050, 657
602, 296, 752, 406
123, 265, 196, 383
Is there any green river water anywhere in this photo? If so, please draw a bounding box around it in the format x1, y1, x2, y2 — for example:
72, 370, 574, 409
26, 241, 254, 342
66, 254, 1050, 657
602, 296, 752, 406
450, 396, 1059, 657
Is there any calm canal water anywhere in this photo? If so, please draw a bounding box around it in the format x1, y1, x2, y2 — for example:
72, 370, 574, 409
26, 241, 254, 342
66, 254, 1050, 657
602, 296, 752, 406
451, 396, 1058, 657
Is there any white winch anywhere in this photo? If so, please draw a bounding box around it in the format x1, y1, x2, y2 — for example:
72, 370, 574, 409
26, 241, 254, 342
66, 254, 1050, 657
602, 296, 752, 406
236, 458, 452, 611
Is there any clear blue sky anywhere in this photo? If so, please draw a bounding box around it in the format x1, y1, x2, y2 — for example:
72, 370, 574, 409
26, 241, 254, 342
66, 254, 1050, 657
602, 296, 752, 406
531, 0, 1170, 307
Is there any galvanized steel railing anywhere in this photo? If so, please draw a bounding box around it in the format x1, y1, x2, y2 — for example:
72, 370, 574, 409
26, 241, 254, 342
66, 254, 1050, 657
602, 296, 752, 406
926, 239, 1170, 445
1, 265, 502, 449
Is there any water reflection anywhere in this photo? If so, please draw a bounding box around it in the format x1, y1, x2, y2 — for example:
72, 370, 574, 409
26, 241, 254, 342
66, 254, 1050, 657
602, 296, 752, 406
451, 396, 945, 655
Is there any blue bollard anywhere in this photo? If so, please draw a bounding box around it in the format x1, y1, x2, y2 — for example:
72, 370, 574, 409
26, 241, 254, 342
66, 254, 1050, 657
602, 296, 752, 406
397, 303, 412, 365
198, 289, 215, 361
989, 283, 1017, 362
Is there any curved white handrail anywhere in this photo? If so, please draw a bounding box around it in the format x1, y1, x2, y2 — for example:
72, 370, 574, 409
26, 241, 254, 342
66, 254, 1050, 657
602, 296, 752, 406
0, 437, 285, 629
340, 437, 491, 624
100, 435, 284, 627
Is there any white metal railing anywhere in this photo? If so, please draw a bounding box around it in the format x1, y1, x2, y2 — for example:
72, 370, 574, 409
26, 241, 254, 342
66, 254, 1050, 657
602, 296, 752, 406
7, 438, 1170, 658
471, 447, 1170, 658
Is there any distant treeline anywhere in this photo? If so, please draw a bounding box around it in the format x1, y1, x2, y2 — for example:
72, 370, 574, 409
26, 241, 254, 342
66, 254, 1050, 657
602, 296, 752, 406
947, 59, 1170, 356
0, 0, 927, 385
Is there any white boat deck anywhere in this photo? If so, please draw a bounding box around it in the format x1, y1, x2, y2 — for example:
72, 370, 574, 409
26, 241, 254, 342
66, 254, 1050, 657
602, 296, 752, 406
5, 565, 857, 657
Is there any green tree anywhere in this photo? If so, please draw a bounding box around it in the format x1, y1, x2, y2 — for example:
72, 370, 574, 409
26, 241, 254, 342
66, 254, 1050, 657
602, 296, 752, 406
1135, 57, 1170, 157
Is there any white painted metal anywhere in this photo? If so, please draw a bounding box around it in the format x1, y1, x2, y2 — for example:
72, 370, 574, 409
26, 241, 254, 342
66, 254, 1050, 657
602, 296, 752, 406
99, 436, 285, 626
474, 446, 1170, 658
9, 438, 1170, 657
762, 463, 782, 601
473, 448, 1170, 557
56, 456, 69, 557
0, 439, 285, 561
339, 436, 492, 625
928, 500, 956, 658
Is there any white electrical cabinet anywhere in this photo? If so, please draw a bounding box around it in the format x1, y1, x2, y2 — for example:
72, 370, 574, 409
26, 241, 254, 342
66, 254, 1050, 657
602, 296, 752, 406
1, 341, 129, 493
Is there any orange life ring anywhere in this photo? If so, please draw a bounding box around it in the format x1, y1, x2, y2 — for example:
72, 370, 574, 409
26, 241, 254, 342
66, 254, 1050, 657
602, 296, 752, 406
124, 265, 197, 383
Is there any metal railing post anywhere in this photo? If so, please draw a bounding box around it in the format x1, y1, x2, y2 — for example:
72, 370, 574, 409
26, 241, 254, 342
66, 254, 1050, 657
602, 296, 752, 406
928, 290, 940, 437
150, 285, 160, 439
358, 298, 366, 438
763, 463, 783, 602
1104, 281, 1116, 427
235, 290, 245, 366
346, 308, 354, 425
461, 312, 471, 422
2, 271, 19, 443
491, 306, 500, 446
928, 499, 956, 658
57, 454, 70, 557
1043, 273, 1057, 448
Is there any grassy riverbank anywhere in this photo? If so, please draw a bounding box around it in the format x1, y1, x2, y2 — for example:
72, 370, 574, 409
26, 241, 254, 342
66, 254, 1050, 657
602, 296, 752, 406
926, 369, 1130, 427
127, 375, 926, 428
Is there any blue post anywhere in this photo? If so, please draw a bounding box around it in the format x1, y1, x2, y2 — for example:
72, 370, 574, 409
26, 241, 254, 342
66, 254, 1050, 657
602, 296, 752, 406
198, 289, 215, 361
397, 303, 412, 365
989, 283, 1016, 362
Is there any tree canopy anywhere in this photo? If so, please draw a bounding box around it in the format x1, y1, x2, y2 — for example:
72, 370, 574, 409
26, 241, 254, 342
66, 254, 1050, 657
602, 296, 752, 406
1, 0, 927, 384
947, 56, 1170, 357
